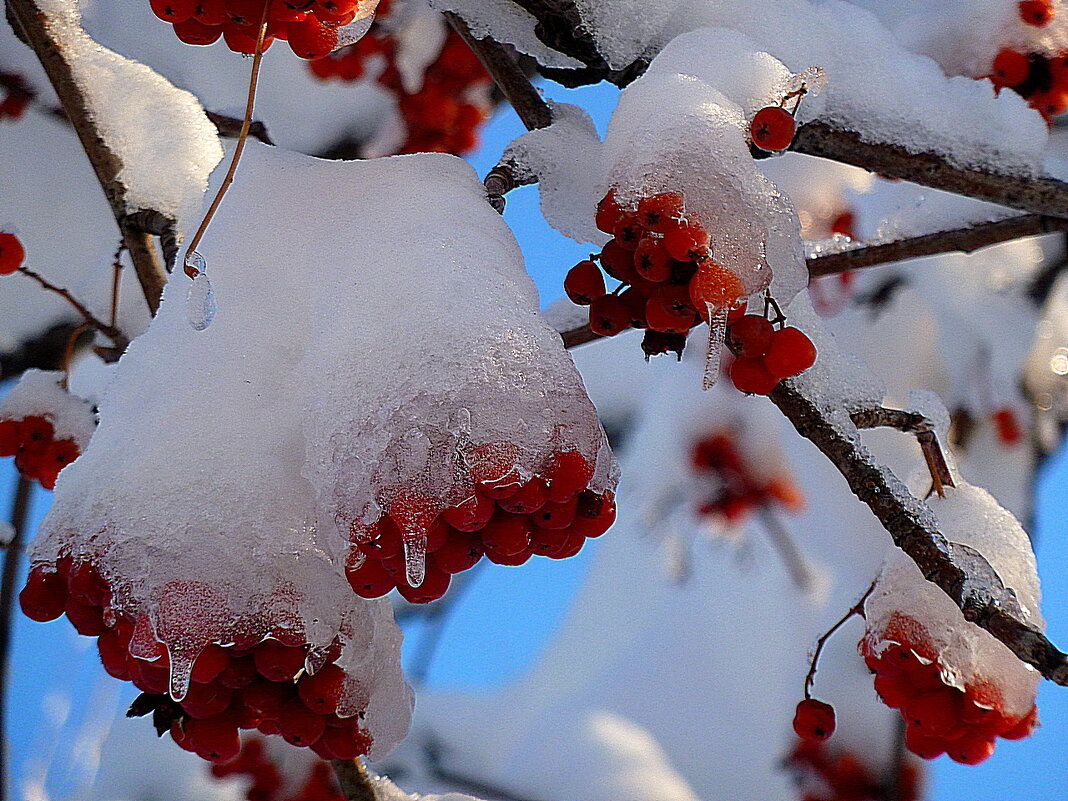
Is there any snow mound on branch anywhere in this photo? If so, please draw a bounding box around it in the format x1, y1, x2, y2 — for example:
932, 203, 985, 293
32, 0, 222, 224
865, 481, 1043, 718
0, 369, 96, 447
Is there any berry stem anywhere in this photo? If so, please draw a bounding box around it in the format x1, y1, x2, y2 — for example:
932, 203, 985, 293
803, 578, 877, 699
109, 241, 125, 329
183, 4, 271, 278
61, 322, 91, 390
756, 507, 816, 592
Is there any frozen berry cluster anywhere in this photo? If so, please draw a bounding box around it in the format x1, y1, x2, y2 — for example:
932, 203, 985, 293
988, 0, 1068, 124
725, 312, 817, 395
565, 189, 749, 359
345, 445, 615, 604
309, 9, 492, 155
0, 414, 80, 490
153, 0, 363, 59
787, 738, 923, 801
860, 612, 1038, 765
690, 431, 803, 524
20, 561, 374, 763
211, 737, 344, 801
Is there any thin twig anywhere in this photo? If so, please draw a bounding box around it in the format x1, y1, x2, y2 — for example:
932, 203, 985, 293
756, 507, 816, 592
17, 266, 128, 350
183, 8, 270, 277
331, 758, 378, 801
850, 406, 955, 498
803, 579, 876, 699
808, 214, 1068, 278
0, 477, 33, 799
109, 242, 124, 329
5, 0, 168, 311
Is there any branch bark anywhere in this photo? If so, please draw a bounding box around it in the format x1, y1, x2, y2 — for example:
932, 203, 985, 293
331, 758, 378, 801
0, 478, 32, 799
6, 0, 169, 313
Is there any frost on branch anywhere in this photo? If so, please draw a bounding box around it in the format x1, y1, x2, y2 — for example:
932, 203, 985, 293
862, 482, 1042, 763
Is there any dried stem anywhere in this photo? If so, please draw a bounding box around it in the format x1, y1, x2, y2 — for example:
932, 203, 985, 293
850, 407, 955, 498
0, 477, 32, 799
803, 579, 876, 698
5, 0, 168, 311
331, 758, 378, 801
17, 266, 129, 350
756, 507, 816, 592
183, 10, 270, 277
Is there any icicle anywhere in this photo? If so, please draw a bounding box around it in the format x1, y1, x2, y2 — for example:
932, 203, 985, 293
702, 304, 728, 391
402, 534, 427, 588
167, 644, 195, 702
185, 252, 216, 331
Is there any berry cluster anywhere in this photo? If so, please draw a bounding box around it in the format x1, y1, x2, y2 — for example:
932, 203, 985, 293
859, 612, 1038, 765
211, 737, 343, 801
565, 189, 748, 359
0, 415, 80, 490
20, 561, 374, 763
345, 445, 615, 604
725, 312, 817, 395
309, 11, 492, 155
0, 231, 25, 274
988, 43, 1068, 122
153, 0, 364, 59
0, 73, 33, 121
690, 431, 804, 524
787, 739, 923, 801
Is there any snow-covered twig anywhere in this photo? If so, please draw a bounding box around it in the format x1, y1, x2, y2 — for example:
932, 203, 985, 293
332, 758, 379, 801
808, 215, 1068, 278
6, 0, 169, 312
0, 477, 32, 796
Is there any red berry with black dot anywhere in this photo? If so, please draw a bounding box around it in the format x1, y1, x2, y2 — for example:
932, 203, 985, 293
793, 698, 836, 742
729, 315, 775, 357
750, 106, 796, 152
764, 327, 817, 379
565, 260, 607, 305
589, 294, 631, 337
1019, 0, 1054, 26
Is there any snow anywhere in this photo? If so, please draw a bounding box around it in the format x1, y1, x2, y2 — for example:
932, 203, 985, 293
0, 369, 96, 447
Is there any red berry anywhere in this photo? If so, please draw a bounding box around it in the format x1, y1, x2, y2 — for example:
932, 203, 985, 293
217, 655, 259, 688
904, 725, 947, 760
663, 223, 710, 262
595, 189, 623, 235
0, 420, 21, 456
222, 22, 274, 54
750, 106, 796, 152
543, 450, 593, 502
531, 496, 578, 529
19, 566, 67, 622
991, 49, 1031, 87
358, 517, 402, 559
873, 673, 911, 709
729, 357, 779, 395
65, 597, 106, 635
637, 192, 684, 233
315, 724, 371, 759
287, 16, 338, 58
992, 407, 1023, 445
612, 212, 645, 251
792, 698, 835, 742
1019, 0, 1053, 26
481, 512, 533, 556
173, 17, 224, 44
948, 734, 997, 765
904, 688, 961, 737
191, 644, 231, 684
688, 261, 745, 313
546, 531, 585, 559
68, 561, 109, 606
485, 544, 533, 565
530, 527, 569, 556
589, 294, 631, 337
97, 629, 132, 680
645, 295, 693, 334
298, 663, 346, 714
1001, 705, 1038, 740
345, 557, 394, 598
442, 491, 495, 532
150, 0, 198, 21
730, 315, 775, 357
764, 327, 817, 379
634, 236, 672, 282
181, 681, 234, 719
599, 239, 640, 284
396, 566, 450, 603
829, 211, 855, 239
19, 415, 54, 452
0, 232, 25, 275
572, 490, 615, 537
466, 441, 522, 499
497, 478, 548, 515
253, 642, 305, 681
187, 716, 241, 762
239, 680, 291, 720
431, 533, 483, 574
564, 260, 607, 306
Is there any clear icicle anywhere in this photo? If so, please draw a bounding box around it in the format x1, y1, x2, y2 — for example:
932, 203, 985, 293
168, 647, 195, 702
702, 305, 729, 391
186, 253, 216, 331
403, 534, 427, 588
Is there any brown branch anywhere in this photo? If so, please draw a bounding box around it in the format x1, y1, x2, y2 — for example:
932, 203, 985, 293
767, 379, 1068, 685
6, 0, 170, 312
0, 477, 32, 798
850, 407, 955, 497
808, 214, 1068, 278
17, 266, 129, 351
803, 579, 876, 699
331, 758, 378, 801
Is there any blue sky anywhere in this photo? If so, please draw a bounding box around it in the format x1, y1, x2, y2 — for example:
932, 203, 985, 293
5, 77, 1068, 801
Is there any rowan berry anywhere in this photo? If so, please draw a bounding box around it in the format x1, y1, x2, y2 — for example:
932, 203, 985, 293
253, 642, 306, 681
466, 441, 522, 499
187, 716, 242, 762
222, 22, 274, 54
396, 566, 450, 603
0, 232, 25, 275
345, 558, 394, 598
497, 478, 548, 515
433, 533, 484, 573
174, 16, 224, 43
564, 260, 607, 305
948, 734, 996, 765
750, 106, 796, 152
792, 698, 836, 742
646, 295, 695, 333
613, 212, 645, 251
441, 491, 495, 532
688, 261, 744, 312
150, 0, 197, 22
764, 327, 817, 379
634, 236, 672, 282
992, 407, 1023, 445
1019, 0, 1054, 26
637, 192, 684, 233
481, 513, 533, 556
19, 567, 68, 622
599, 239, 640, 284
588, 294, 631, 337
663, 223, 711, 262
287, 16, 338, 59
618, 287, 650, 329
531, 496, 578, 529
595, 189, 623, 234
991, 49, 1030, 87
543, 450, 593, 502
729, 315, 775, 357
729, 357, 778, 395
572, 490, 615, 537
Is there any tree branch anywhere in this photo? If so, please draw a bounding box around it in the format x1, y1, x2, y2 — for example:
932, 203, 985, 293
331, 758, 378, 801
808, 214, 1068, 278
6, 0, 169, 312
0, 477, 32, 799
849, 406, 954, 497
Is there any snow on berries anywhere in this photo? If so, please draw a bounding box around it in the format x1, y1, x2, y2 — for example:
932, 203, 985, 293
308, 4, 493, 155
156, 0, 379, 58
860, 482, 1043, 765
0, 370, 94, 490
